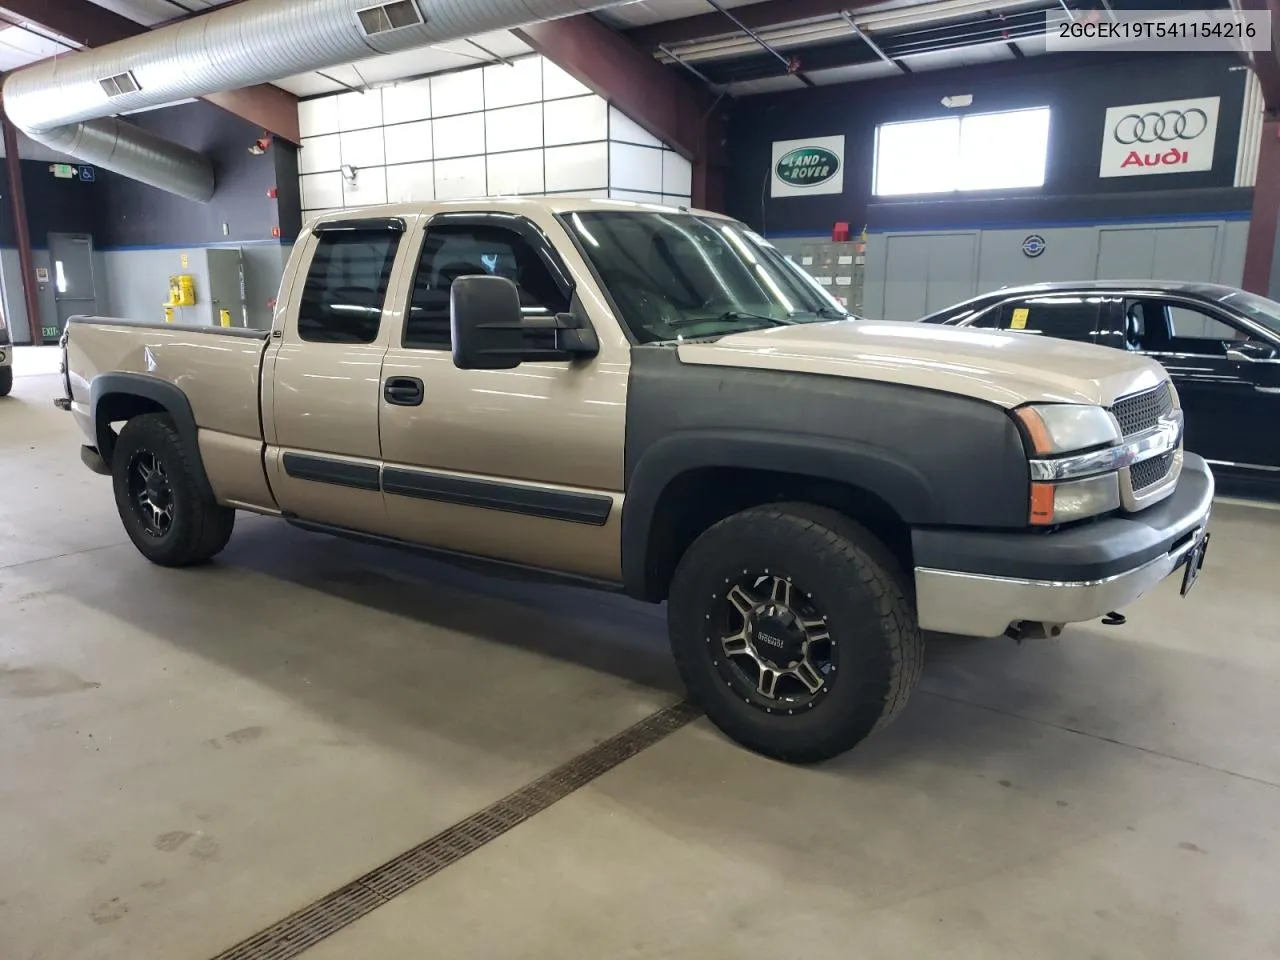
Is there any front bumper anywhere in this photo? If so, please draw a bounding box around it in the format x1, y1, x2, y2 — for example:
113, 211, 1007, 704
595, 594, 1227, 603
913, 453, 1215, 637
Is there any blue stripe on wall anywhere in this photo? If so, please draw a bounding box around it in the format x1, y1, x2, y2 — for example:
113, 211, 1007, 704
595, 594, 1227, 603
764, 209, 1252, 240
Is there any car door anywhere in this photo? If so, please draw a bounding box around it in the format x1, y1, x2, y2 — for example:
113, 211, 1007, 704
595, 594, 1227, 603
376, 211, 628, 582
262, 216, 414, 531
1124, 296, 1278, 470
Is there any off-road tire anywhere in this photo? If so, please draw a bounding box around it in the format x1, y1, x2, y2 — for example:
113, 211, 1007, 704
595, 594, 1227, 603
0, 366, 12, 397
667, 503, 923, 764
112, 413, 235, 566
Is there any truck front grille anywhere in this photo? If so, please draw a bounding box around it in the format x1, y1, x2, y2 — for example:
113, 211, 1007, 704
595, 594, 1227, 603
1130, 451, 1175, 491
1111, 383, 1174, 438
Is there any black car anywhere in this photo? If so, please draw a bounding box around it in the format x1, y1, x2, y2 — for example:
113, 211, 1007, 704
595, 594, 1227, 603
919, 280, 1280, 498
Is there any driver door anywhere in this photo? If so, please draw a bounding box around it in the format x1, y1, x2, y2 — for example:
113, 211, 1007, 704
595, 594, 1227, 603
376, 212, 628, 581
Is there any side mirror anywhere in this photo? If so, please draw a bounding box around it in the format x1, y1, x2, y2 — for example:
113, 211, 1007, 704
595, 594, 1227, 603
451, 275, 599, 371
451, 275, 525, 371
1226, 341, 1278, 363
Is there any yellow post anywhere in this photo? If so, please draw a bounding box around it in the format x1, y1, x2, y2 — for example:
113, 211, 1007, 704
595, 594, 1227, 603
219, 308, 232, 327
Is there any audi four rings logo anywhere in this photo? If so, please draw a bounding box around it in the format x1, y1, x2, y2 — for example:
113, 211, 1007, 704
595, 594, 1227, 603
1113, 109, 1209, 145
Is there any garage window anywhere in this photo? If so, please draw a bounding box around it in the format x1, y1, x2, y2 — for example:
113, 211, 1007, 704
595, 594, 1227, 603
873, 107, 1051, 197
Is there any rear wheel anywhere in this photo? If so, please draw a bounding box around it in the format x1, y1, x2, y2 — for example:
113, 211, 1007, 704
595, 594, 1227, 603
0, 366, 12, 397
667, 503, 922, 763
112, 413, 235, 566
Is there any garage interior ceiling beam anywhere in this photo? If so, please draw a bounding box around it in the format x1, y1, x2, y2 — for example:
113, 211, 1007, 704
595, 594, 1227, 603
625, 0, 884, 48
0, 0, 300, 143
513, 14, 727, 209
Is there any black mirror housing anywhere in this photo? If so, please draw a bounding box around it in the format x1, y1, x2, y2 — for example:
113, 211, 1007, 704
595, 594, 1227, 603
451, 275, 525, 370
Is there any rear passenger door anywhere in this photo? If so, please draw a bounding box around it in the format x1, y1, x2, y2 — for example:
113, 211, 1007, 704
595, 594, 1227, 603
263, 217, 413, 531
376, 212, 628, 582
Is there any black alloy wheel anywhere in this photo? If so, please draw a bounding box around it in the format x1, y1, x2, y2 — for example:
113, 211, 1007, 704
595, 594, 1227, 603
711, 571, 836, 714
127, 451, 175, 538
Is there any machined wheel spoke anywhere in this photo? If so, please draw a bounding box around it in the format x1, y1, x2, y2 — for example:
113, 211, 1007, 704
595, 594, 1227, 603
769, 576, 793, 608
793, 660, 825, 694
721, 629, 750, 656
726, 584, 757, 618
136, 459, 154, 481
757, 667, 781, 699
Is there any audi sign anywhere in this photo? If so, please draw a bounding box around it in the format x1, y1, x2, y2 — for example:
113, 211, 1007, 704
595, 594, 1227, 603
1099, 96, 1220, 178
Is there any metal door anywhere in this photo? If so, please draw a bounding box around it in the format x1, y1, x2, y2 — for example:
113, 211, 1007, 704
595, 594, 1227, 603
47, 233, 98, 343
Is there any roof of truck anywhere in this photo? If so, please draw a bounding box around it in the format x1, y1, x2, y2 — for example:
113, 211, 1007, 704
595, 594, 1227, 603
306, 196, 731, 225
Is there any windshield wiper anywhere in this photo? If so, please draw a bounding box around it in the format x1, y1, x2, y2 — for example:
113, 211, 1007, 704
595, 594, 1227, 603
666, 310, 795, 329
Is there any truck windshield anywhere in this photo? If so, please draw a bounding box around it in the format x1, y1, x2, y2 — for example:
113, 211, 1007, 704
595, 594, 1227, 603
1214, 289, 1280, 338
562, 211, 850, 342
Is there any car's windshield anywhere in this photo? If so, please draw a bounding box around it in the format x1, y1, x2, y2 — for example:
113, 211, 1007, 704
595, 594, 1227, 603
561, 210, 850, 342
1213, 288, 1280, 337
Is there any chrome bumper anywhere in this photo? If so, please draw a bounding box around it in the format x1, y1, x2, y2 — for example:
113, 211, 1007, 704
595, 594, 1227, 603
913, 453, 1214, 638
915, 524, 1207, 637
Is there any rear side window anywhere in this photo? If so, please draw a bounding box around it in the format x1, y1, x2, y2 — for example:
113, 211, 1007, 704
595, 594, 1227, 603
999, 298, 1100, 341
297, 229, 400, 344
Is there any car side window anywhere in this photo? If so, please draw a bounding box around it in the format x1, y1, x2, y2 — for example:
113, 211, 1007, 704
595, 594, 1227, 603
297, 229, 400, 344
404, 223, 571, 350
997, 298, 1100, 342
1132, 300, 1246, 356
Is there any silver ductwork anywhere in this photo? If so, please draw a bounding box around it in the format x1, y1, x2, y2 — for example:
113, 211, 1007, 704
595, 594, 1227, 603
3, 0, 630, 202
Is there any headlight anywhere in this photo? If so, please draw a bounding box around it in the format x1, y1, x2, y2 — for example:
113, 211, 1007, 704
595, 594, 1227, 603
1014, 403, 1121, 455
1015, 403, 1125, 526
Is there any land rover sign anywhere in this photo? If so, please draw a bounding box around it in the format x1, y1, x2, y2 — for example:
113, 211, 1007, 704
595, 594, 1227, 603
771, 135, 846, 198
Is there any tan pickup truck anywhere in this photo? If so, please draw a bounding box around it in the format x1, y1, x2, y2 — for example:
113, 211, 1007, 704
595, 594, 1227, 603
56, 199, 1214, 762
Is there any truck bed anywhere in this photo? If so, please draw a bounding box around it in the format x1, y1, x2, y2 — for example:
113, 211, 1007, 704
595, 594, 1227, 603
66, 317, 275, 511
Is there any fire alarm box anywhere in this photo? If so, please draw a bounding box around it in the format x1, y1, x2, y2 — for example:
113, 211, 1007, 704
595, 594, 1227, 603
168, 274, 197, 306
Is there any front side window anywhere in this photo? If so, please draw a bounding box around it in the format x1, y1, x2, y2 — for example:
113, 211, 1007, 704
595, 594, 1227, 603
297, 228, 400, 344
998, 297, 1101, 341
563, 211, 847, 343
404, 223, 570, 350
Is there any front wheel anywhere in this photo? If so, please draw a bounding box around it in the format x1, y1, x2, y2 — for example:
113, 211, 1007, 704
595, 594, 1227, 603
667, 504, 923, 764
111, 413, 235, 566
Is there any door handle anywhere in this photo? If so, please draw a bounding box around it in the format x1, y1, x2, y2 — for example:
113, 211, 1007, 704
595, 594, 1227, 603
384, 376, 424, 406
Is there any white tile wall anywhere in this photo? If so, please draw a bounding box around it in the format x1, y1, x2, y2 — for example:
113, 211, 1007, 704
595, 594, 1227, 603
382, 77, 432, 125
384, 119, 433, 165
544, 95, 608, 146
488, 149, 545, 196
545, 142, 608, 193
486, 103, 543, 154
297, 55, 691, 219
433, 111, 487, 160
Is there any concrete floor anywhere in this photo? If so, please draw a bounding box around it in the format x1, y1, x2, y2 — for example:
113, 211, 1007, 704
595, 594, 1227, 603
3, 346, 1279, 960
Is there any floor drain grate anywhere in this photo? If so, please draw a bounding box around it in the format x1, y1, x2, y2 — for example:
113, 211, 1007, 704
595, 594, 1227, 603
210, 700, 701, 960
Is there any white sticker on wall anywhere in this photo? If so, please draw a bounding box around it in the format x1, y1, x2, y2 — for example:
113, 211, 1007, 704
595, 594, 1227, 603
801, 256, 814, 265
838, 255, 853, 265
771, 135, 845, 198
816, 276, 834, 286
1099, 96, 1220, 178
835, 276, 852, 286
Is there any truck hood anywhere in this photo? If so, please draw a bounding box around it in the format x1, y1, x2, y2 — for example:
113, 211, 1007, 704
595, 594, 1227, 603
675, 320, 1167, 408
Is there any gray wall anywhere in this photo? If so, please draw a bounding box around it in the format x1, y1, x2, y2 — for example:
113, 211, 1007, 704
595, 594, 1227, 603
93, 242, 288, 330
861, 219, 1249, 321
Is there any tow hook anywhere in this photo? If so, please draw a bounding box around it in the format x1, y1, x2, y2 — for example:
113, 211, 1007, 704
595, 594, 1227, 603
1005, 621, 1065, 643
54, 397, 71, 411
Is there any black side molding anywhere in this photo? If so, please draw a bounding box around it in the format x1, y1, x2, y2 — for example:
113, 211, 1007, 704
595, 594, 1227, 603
382, 468, 612, 525
282, 453, 381, 492
281, 454, 613, 526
